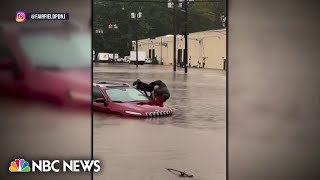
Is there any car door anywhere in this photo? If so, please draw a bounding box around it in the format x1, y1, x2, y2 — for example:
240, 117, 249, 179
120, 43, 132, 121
93, 86, 108, 112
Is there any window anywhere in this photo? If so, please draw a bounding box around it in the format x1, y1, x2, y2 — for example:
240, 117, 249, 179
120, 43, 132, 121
93, 86, 105, 100
148, 49, 156, 59
106, 88, 148, 102
152, 49, 155, 59
19, 33, 90, 69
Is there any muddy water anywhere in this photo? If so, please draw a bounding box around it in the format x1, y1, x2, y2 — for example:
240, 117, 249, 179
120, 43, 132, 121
0, 98, 91, 180
93, 64, 226, 180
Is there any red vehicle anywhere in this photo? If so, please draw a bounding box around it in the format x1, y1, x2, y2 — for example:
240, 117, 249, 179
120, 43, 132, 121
0, 22, 91, 108
93, 81, 173, 118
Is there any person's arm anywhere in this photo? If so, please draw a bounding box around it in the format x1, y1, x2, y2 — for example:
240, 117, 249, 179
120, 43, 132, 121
140, 81, 153, 92
134, 79, 154, 92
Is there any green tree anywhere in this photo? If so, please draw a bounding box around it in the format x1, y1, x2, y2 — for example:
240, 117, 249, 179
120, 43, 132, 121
93, 0, 225, 57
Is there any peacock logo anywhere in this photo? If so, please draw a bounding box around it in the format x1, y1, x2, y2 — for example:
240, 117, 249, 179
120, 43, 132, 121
9, 159, 31, 172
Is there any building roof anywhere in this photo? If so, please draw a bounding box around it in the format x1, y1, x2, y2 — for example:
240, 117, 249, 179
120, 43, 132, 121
189, 28, 226, 38
190, 28, 226, 34
137, 28, 226, 44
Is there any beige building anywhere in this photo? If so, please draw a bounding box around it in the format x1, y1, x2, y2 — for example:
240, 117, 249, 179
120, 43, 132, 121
132, 28, 226, 70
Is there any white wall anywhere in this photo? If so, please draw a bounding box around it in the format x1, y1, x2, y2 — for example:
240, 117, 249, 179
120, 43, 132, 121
135, 29, 226, 69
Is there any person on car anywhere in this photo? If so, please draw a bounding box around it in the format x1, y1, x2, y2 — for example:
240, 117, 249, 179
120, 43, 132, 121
133, 79, 170, 105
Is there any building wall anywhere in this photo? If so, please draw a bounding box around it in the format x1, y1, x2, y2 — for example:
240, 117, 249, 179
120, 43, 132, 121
188, 39, 201, 67
134, 29, 226, 69
202, 35, 227, 69
138, 39, 175, 65
164, 42, 173, 65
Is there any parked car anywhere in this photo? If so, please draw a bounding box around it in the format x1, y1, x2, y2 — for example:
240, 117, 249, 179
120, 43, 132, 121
0, 21, 91, 108
145, 58, 152, 64
116, 58, 123, 63
124, 56, 130, 63
93, 81, 173, 118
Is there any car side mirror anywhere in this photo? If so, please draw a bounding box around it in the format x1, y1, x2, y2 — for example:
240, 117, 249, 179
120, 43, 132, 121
95, 98, 106, 103
96, 98, 108, 106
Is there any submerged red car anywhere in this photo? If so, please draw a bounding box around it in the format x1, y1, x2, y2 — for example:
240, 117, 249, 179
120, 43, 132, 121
0, 22, 91, 108
93, 81, 173, 118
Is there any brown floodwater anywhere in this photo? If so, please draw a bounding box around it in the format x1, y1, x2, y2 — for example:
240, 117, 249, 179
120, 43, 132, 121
0, 98, 91, 180
93, 64, 226, 180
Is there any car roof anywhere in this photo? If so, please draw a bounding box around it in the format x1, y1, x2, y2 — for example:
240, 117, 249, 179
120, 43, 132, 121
93, 81, 131, 89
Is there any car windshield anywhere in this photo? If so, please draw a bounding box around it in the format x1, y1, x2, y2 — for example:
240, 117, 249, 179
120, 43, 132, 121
106, 88, 149, 102
19, 33, 90, 69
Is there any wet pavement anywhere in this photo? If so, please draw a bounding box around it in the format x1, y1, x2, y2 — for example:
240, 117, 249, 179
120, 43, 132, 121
93, 64, 226, 180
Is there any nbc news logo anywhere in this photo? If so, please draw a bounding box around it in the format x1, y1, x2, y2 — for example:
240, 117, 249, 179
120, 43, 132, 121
9, 159, 31, 172
9, 159, 101, 173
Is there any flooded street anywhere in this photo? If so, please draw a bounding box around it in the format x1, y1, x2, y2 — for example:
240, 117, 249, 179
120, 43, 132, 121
0, 98, 91, 180
93, 64, 226, 180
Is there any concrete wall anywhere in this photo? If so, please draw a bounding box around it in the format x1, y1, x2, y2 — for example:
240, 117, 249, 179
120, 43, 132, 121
202, 35, 227, 69
135, 29, 226, 69
188, 39, 201, 67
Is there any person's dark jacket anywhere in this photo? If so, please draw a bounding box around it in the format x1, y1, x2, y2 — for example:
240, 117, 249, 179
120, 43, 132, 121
133, 80, 170, 102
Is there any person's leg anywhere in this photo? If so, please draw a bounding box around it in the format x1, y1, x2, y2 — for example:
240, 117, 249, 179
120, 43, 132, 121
154, 95, 165, 106
162, 93, 170, 102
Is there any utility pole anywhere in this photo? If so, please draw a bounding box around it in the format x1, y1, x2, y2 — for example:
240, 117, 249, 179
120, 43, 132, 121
160, 37, 163, 65
173, 0, 177, 71
136, 17, 139, 68
112, 27, 116, 64
131, 11, 142, 68
108, 24, 118, 64
169, 0, 177, 71
184, 0, 188, 73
